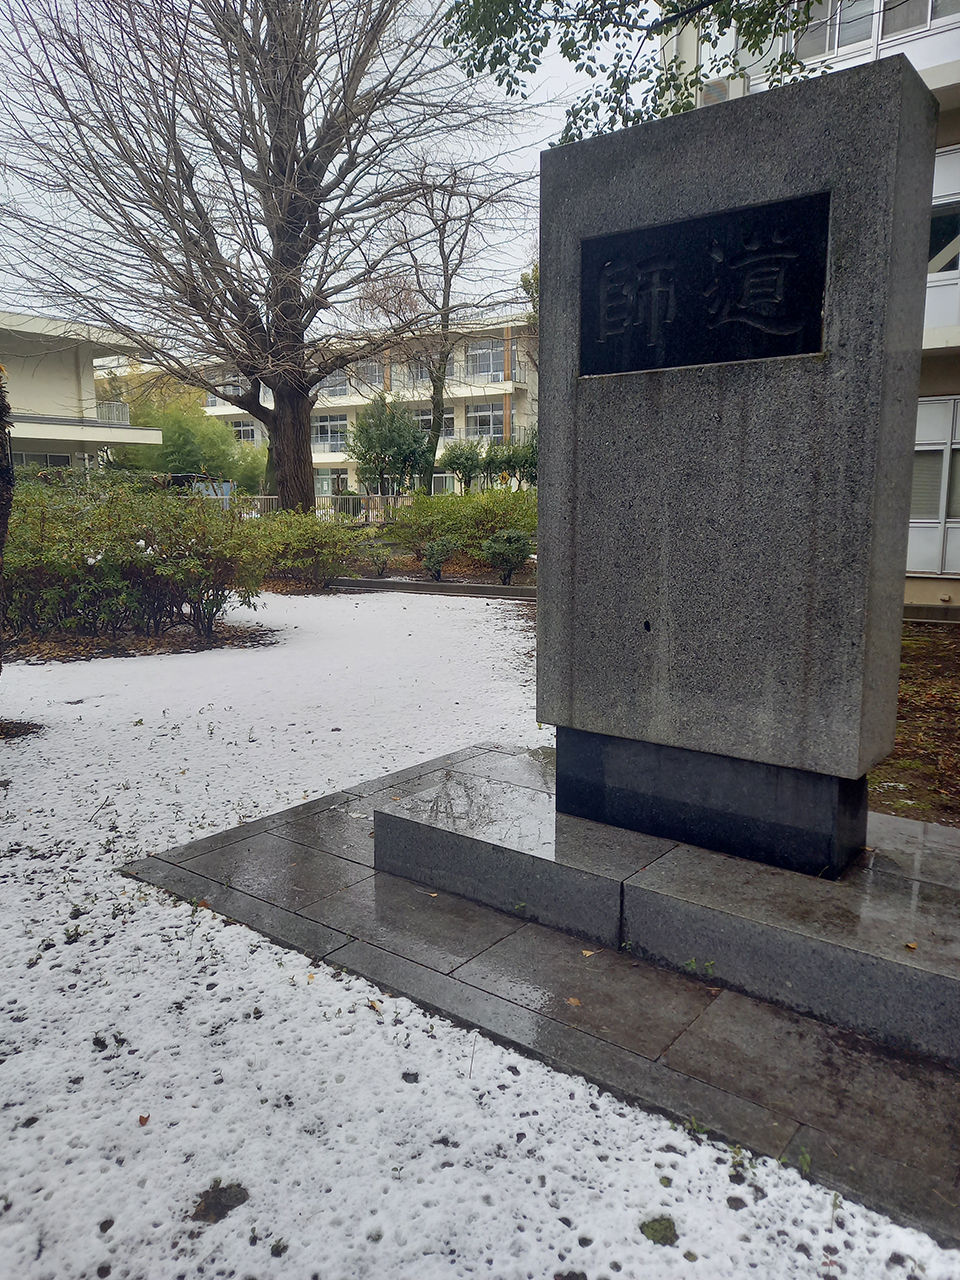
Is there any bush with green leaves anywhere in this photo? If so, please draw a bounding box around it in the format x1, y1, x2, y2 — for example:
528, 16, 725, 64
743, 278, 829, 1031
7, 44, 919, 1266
422, 537, 459, 582
5, 471, 264, 637
438, 439, 483, 493
259, 510, 367, 587
481, 528, 533, 585
392, 488, 536, 564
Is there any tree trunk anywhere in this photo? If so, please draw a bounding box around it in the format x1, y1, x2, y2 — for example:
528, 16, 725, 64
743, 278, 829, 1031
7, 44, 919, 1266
270, 386, 315, 511
0, 374, 15, 677
419, 369, 448, 493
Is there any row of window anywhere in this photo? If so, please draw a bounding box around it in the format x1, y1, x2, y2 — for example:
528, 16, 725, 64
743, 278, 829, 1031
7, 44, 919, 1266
317, 339, 522, 396
314, 468, 456, 496
910, 398, 960, 575
13, 451, 72, 468
795, 0, 959, 58
308, 404, 508, 451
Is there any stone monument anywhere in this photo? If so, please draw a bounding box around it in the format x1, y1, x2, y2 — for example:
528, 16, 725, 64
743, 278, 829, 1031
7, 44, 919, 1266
537, 56, 938, 877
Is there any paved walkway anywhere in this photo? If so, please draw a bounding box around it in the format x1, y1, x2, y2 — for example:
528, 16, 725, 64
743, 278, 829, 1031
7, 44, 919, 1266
123, 747, 960, 1250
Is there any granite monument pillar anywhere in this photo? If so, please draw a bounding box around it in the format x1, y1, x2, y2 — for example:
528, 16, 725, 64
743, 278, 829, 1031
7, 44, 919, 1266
537, 56, 938, 877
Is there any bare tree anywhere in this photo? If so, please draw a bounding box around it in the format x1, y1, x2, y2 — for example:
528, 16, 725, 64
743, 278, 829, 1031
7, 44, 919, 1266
0, 0, 525, 509
367, 162, 531, 492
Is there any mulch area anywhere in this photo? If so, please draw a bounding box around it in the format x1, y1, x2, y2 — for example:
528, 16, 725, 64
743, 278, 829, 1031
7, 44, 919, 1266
347, 551, 538, 589
2, 620, 279, 667
867, 622, 960, 827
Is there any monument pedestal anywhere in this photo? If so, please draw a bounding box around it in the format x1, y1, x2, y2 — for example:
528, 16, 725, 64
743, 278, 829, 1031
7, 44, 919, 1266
556, 727, 867, 879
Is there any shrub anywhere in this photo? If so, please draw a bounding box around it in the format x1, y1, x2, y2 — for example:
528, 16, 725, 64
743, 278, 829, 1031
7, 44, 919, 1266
481, 529, 533, 585
367, 542, 392, 577
4, 473, 264, 637
422, 537, 459, 581
259, 510, 366, 587
392, 489, 536, 565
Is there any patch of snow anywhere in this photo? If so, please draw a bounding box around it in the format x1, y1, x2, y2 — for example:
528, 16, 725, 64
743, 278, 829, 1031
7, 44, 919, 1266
0, 593, 953, 1278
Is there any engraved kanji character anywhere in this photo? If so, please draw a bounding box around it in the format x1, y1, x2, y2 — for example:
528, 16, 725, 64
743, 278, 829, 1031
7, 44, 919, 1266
596, 256, 636, 342
635, 257, 676, 350
704, 229, 802, 334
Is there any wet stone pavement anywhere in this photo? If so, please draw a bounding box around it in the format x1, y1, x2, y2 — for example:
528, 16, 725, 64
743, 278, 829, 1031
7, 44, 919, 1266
123, 743, 960, 1249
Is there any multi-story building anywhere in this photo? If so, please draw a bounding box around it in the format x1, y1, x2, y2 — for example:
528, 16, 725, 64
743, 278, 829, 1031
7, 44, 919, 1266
203, 317, 538, 495
2, 310, 160, 467
666, 2, 960, 611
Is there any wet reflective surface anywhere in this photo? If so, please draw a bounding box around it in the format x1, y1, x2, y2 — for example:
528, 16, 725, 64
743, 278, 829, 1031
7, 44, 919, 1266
128, 741, 960, 1243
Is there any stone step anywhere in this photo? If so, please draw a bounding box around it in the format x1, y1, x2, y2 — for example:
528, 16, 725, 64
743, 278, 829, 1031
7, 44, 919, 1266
373, 750, 960, 1068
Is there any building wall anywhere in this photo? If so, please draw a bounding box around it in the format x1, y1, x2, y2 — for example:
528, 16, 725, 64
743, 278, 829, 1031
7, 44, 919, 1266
203, 320, 538, 494
1, 311, 161, 465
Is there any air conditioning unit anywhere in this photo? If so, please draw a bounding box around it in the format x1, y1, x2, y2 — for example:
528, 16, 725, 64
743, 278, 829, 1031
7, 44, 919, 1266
700, 73, 750, 108
701, 79, 729, 107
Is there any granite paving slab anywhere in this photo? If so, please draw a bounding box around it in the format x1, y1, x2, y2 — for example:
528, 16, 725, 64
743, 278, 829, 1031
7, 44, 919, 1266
325, 939, 798, 1159
661, 989, 960, 1182
301, 872, 525, 973
181, 831, 374, 911
452, 923, 717, 1059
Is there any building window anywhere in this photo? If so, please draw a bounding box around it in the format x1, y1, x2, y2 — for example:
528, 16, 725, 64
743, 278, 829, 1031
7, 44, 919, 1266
407, 355, 454, 384
314, 467, 349, 496
233, 421, 257, 442
930, 203, 960, 274
882, 0, 960, 38
908, 398, 960, 574
317, 369, 349, 397
432, 472, 456, 494
797, 0, 876, 57
353, 359, 384, 390
311, 413, 348, 452
13, 451, 71, 468
412, 406, 454, 437
465, 339, 505, 382
466, 403, 504, 441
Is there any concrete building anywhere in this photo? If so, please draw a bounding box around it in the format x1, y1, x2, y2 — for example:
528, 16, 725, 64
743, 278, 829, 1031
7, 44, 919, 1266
665, 1, 960, 611
2, 310, 160, 467
203, 317, 538, 495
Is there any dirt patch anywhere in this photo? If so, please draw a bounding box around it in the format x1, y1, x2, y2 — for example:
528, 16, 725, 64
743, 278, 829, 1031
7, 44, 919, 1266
264, 552, 537, 593
867, 623, 960, 827
190, 1180, 249, 1223
3, 621, 279, 665
0, 721, 43, 741
351, 550, 538, 588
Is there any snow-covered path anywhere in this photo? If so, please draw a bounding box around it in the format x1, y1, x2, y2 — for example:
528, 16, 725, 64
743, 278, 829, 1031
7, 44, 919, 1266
0, 593, 953, 1279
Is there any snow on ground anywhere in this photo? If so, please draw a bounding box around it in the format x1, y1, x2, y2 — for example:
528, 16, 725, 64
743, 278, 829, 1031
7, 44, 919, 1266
0, 592, 953, 1280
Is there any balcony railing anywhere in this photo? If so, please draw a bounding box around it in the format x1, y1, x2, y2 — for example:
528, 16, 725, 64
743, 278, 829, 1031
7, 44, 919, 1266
96, 401, 131, 424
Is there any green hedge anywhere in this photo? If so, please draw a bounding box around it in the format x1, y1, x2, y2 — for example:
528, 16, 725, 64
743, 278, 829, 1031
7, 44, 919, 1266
257, 510, 368, 587
5, 472, 264, 637
391, 489, 537, 563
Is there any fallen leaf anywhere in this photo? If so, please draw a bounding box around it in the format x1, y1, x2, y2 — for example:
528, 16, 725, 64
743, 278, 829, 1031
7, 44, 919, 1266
139, 1114, 149, 1126
428, 893, 438, 898
197, 899, 209, 909
368, 999, 382, 1013
307, 973, 315, 983
566, 997, 582, 1007
581, 949, 596, 957
905, 942, 918, 950
390, 795, 401, 800
707, 987, 722, 996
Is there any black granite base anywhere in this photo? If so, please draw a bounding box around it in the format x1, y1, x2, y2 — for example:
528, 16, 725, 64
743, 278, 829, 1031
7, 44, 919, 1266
555, 727, 867, 878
